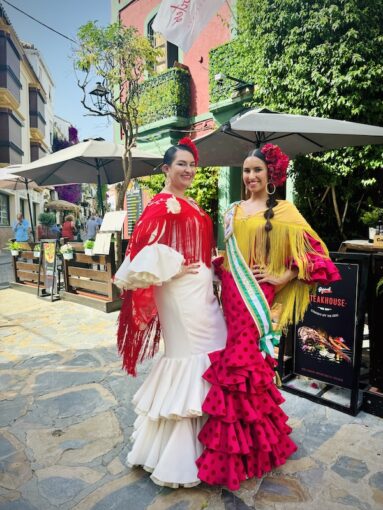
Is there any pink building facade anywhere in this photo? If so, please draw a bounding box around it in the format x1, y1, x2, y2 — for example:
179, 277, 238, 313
112, 0, 233, 148
111, 0, 246, 245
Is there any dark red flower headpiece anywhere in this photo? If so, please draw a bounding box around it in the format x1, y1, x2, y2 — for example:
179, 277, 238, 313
260, 143, 289, 187
178, 137, 199, 166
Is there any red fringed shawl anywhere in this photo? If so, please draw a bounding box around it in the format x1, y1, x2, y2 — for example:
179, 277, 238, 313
117, 193, 214, 376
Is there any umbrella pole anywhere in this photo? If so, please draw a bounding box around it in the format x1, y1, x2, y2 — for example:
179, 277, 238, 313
25, 181, 35, 242
255, 132, 262, 148
96, 160, 105, 216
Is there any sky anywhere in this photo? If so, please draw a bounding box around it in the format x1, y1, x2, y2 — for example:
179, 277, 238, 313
4, 0, 113, 142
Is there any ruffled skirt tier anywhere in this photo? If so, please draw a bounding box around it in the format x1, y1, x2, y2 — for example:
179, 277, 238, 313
126, 263, 228, 488
127, 352, 212, 487
196, 270, 297, 490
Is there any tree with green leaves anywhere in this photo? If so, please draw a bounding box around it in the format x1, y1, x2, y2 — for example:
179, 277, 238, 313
73, 21, 160, 262
211, 0, 383, 246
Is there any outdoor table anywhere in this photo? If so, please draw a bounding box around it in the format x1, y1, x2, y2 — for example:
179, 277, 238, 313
339, 240, 383, 398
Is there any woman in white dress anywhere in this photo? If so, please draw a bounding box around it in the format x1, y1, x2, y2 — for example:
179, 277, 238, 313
115, 138, 227, 488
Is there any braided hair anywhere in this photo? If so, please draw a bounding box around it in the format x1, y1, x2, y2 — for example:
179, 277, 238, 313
248, 148, 279, 258
264, 192, 278, 258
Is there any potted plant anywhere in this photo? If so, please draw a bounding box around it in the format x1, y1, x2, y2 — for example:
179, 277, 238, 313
83, 239, 95, 256
6, 240, 20, 256
37, 212, 58, 239
361, 207, 383, 242
60, 243, 74, 260
33, 244, 41, 258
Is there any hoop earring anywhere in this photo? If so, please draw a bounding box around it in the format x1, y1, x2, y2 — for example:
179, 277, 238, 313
267, 182, 276, 195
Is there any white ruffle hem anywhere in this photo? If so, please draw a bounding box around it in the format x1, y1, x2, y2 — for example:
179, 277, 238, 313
119, 243, 227, 488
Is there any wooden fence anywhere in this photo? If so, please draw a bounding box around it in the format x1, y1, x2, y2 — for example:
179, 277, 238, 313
11, 241, 122, 311
11, 242, 43, 288
62, 242, 121, 312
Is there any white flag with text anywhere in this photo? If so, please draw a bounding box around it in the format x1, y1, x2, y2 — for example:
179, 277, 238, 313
152, 0, 226, 53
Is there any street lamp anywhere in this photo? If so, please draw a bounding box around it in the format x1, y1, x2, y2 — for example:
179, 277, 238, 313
214, 73, 254, 93
89, 82, 109, 111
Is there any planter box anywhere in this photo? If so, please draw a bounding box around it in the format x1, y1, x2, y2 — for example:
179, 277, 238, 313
62, 242, 120, 313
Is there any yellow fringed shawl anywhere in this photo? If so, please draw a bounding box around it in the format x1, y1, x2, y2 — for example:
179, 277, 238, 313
223, 200, 330, 329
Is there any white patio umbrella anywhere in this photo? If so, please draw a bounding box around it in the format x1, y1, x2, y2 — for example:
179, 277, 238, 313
10, 139, 162, 185
8, 139, 163, 215
194, 108, 383, 166
0, 166, 41, 241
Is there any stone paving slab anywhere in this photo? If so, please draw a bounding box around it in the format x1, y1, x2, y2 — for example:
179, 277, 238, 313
0, 288, 382, 510
0, 289, 118, 363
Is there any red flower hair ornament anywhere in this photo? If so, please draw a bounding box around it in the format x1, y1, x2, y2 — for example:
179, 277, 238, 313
178, 137, 199, 166
260, 143, 289, 187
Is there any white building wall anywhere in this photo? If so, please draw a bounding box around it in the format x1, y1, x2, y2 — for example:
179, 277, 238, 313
0, 39, 55, 248
23, 46, 55, 152
54, 115, 71, 141
18, 66, 31, 163
0, 54, 52, 248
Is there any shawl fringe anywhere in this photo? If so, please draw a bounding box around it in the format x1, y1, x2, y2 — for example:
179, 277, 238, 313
117, 193, 214, 375
224, 201, 330, 330
117, 289, 161, 376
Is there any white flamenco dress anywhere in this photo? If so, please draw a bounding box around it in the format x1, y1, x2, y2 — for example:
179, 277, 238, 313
114, 243, 227, 487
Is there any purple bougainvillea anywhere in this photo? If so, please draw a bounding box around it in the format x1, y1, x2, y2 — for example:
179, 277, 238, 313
55, 183, 82, 204
52, 137, 70, 152
52, 126, 81, 204
69, 126, 79, 144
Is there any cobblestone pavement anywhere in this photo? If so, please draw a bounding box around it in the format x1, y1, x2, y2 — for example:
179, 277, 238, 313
0, 288, 382, 510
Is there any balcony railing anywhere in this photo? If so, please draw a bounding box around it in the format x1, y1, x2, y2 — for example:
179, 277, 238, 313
138, 67, 190, 128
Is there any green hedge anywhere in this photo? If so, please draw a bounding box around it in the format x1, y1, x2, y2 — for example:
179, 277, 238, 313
209, 39, 257, 105
138, 67, 190, 126
208, 0, 383, 247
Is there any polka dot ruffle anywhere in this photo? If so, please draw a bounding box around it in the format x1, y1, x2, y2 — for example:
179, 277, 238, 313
196, 270, 297, 490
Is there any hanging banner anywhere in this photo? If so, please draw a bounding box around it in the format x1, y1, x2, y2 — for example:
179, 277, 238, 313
293, 263, 359, 389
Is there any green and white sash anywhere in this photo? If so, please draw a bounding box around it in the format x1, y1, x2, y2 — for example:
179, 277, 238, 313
224, 203, 281, 357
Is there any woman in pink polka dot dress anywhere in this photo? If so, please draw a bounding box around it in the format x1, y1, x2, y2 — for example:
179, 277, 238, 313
196, 144, 340, 490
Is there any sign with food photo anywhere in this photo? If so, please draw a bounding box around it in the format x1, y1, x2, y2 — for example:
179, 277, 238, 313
41, 241, 58, 296
293, 263, 358, 389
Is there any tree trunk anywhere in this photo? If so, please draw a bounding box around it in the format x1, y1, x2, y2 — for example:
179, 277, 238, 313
331, 185, 346, 240
314, 186, 330, 215
115, 144, 133, 269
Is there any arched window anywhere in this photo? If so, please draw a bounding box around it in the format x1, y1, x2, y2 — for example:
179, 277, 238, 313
147, 16, 179, 72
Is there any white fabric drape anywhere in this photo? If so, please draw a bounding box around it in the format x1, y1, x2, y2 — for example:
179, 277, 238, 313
153, 0, 226, 52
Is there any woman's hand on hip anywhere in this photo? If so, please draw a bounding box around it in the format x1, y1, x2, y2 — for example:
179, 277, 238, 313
173, 262, 200, 279
252, 265, 298, 290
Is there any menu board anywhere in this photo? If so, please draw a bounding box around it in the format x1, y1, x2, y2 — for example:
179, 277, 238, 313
38, 240, 58, 299
293, 263, 358, 389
